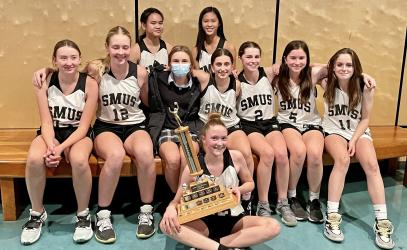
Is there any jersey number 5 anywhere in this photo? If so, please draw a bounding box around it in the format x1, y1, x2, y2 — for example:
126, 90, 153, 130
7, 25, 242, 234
289, 112, 297, 123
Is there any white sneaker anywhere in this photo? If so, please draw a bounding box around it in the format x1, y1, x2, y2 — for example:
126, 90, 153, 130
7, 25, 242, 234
374, 219, 395, 249
21, 209, 47, 245
73, 208, 93, 243
324, 212, 344, 242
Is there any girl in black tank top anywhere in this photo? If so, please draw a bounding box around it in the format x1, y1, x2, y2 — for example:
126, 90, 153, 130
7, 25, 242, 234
160, 113, 280, 249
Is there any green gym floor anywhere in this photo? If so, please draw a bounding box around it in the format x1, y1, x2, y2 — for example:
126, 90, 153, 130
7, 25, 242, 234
1, 163, 406, 250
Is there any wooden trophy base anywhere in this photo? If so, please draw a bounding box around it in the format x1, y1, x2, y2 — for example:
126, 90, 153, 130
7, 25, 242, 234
177, 175, 239, 224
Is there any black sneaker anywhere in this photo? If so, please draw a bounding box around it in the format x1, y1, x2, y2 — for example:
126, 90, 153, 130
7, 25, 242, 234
73, 210, 93, 243
95, 210, 116, 244
136, 205, 156, 239
288, 197, 308, 221
307, 199, 324, 223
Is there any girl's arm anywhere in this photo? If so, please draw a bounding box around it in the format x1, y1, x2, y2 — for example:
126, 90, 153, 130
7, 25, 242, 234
54, 77, 98, 156
348, 86, 375, 156
230, 150, 255, 195
137, 65, 149, 106
130, 43, 141, 64
161, 164, 194, 234
311, 64, 328, 85
192, 47, 200, 70
33, 67, 54, 88
36, 76, 55, 149
192, 69, 210, 91
224, 41, 237, 70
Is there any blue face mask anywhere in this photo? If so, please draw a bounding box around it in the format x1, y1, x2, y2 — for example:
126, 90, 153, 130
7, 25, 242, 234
171, 63, 190, 77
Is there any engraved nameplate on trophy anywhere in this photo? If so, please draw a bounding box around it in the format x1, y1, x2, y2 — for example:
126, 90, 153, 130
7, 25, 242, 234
169, 103, 238, 224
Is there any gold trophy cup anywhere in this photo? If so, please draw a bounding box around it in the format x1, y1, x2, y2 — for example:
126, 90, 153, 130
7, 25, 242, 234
169, 103, 238, 224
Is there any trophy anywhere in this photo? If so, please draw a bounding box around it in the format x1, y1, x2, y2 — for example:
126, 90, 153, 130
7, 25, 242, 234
169, 103, 239, 224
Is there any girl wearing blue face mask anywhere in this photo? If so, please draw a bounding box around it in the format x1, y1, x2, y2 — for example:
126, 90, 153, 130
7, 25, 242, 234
148, 45, 210, 193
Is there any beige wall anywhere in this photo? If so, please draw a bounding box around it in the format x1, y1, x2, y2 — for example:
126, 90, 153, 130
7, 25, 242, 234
1, 0, 406, 127
0, 0, 135, 128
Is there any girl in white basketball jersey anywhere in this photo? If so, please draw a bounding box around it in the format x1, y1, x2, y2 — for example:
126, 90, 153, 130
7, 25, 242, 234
237, 41, 296, 226
91, 26, 157, 242
273, 40, 327, 223
198, 48, 255, 214
160, 113, 280, 249
21, 40, 98, 245
322, 48, 395, 249
131, 8, 173, 71
192, 7, 236, 72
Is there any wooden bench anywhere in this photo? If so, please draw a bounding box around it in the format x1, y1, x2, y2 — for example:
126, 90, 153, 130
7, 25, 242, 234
1, 126, 407, 221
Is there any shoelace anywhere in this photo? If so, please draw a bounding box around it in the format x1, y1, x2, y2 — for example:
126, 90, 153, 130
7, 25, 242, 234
280, 204, 295, 217
258, 204, 272, 216
310, 200, 321, 210
138, 212, 153, 226
22, 215, 44, 230
76, 215, 90, 228
96, 217, 113, 231
328, 216, 342, 231
376, 221, 394, 238
290, 198, 300, 207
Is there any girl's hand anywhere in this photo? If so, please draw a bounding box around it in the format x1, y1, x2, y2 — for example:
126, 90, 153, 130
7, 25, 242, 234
230, 187, 241, 204
160, 205, 181, 235
347, 140, 356, 157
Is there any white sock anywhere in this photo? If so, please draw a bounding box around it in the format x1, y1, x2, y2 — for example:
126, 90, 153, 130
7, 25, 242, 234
77, 208, 90, 217
309, 191, 320, 201
327, 201, 339, 214
373, 204, 387, 220
288, 189, 296, 198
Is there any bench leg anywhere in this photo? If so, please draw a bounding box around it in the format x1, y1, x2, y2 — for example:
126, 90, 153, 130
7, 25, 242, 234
386, 158, 399, 176
0, 178, 19, 221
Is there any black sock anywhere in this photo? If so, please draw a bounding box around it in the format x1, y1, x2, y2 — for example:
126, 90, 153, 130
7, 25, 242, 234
218, 243, 229, 250
97, 205, 111, 213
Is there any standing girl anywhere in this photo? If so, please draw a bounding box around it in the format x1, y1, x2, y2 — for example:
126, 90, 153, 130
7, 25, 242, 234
198, 48, 254, 213
21, 40, 98, 245
192, 6, 236, 72
160, 113, 280, 249
237, 41, 296, 226
92, 26, 156, 242
131, 7, 173, 71
322, 48, 395, 249
273, 40, 326, 223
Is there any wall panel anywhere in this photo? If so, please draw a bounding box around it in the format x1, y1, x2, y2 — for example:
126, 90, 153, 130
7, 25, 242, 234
0, 0, 135, 127
278, 0, 407, 125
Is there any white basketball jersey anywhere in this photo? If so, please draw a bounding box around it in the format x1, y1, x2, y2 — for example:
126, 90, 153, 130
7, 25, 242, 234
139, 39, 168, 69
322, 88, 371, 140
198, 38, 225, 72
277, 82, 321, 130
237, 67, 275, 121
199, 77, 240, 128
48, 72, 87, 128
97, 61, 145, 125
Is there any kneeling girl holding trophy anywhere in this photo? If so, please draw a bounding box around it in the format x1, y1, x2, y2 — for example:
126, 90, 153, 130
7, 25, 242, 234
160, 113, 280, 249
